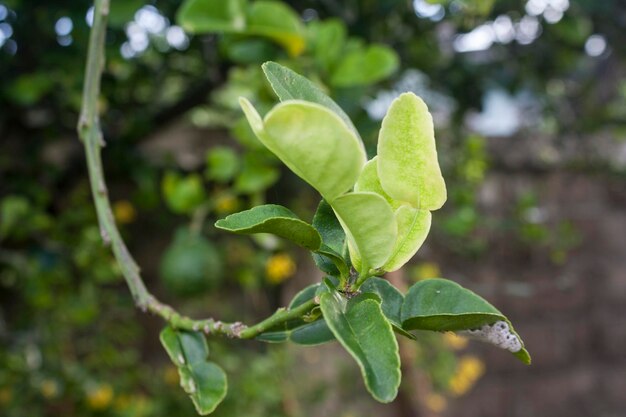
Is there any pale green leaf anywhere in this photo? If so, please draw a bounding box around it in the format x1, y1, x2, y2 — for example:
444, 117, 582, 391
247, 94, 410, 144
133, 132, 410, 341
176, 0, 246, 33
330, 45, 399, 87
179, 363, 228, 415
377, 92, 447, 210
383, 206, 431, 272
332, 192, 397, 273
261, 62, 361, 140
215, 204, 322, 250
354, 157, 402, 210
320, 291, 401, 403
240, 98, 366, 201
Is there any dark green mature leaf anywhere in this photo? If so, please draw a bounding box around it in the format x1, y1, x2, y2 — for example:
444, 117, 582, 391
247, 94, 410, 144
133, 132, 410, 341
179, 363, 228, 415
401, 279, 530, 364
177, 0, 247, 33
320, 291, 401, 403
360, 278, 415, 340
160, 327, 228, 415
215, 204, 321, 250
312, 200, 348, 275
261, 62, 361, 139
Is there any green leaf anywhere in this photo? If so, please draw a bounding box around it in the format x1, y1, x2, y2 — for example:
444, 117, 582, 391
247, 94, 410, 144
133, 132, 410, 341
261, 62, 361, 139
401, 279, 530, 364
179, 363, 228, 415
320, 291, 401, 403
383, 206, 432, 273
307, 18, 347, 73
215, 204, 322, 250
377, 93, 447, 210
312, 200, 348, 275
246, 1, 305, 56
330, 45, 399, 87
354, 157, 400, 210
233, 152, 279, 193
239, 98, 366, 201
332, 192, 397, 273
177, 0, 247, 33
162, 171, 207, 215
159, 327, 228, 415
360, 278, 414, 340
205, 147, 240, 183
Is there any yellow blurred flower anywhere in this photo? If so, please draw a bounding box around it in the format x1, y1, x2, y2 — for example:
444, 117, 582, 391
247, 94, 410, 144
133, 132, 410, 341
113, 200, 136, 224
40, 379, 59, 399
443, 332, 469, 350
214, 194, 239, 215
0, 387, 12, 405
265, 253, 296, 284
86, 383, 114, 410
413, 262, 441, 281
163, 365, 180, 386
425, 392, 447, 413
448, 355, 485, 397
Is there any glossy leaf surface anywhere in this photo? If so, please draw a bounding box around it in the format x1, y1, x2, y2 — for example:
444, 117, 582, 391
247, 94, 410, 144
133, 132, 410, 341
360, 277, 415, 340
401, 279, 531, 364
320, 291, 401, 403
160, 327, 228, 415
215, 204, 321, 250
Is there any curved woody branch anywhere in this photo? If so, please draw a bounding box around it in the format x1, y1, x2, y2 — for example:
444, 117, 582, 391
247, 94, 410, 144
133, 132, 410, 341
77, 0, 315, 339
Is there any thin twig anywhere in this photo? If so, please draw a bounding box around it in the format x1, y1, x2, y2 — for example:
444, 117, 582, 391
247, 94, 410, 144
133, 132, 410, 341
76, 0, 317, 339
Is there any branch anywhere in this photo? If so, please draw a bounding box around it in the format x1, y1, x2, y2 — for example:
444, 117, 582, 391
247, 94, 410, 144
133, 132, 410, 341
76, 0, 317, 339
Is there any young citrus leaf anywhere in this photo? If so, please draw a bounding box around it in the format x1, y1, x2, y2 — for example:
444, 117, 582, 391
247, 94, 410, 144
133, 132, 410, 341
177, 0, 246, 33
312, 200, 348, 275
261, 62, 361, 139
246, 1, 305, 56
330, 45, 399, 87
159, 327, 228, 415
354, 157, 401, 210
360, 277, 416, 340
377, 93, 447, 210
383, 206, 432, 273
332, 192, 397, 273
401, 278, 530, 364
320, 291, 401, 403
179, 362, 228, 415
215, 204, 322, 250
258, 100, 366, 201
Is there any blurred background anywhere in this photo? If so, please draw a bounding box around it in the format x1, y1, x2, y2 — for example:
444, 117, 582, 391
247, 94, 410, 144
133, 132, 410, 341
1, 0, 625, 416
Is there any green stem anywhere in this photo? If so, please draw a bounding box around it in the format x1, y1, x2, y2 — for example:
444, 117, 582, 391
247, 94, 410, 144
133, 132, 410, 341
76, 0, 320, 339
239, 298, 318, 339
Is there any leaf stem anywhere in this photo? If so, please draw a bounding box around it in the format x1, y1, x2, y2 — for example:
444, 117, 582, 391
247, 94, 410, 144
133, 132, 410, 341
77, 0, 318, 340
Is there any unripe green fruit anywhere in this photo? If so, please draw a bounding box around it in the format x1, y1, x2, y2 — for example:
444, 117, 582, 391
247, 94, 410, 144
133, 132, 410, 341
159, 227, 223, 296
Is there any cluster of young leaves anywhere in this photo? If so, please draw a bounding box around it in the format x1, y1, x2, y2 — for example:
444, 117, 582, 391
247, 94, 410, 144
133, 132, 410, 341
159, 62, 531, 414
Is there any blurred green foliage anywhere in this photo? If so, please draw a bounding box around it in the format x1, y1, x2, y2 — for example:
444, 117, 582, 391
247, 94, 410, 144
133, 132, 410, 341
1, 0, 624, 414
